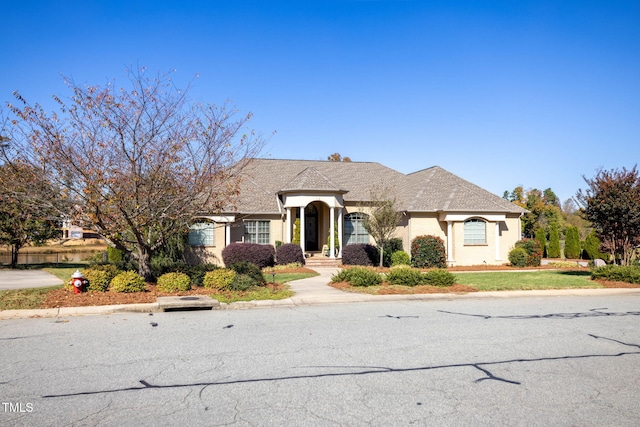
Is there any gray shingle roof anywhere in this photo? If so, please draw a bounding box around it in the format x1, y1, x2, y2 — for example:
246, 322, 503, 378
225, 159, 526, 215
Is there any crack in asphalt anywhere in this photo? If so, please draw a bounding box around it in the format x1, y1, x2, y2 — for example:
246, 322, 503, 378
42, 334, 640, 398
438, 307, 640, 320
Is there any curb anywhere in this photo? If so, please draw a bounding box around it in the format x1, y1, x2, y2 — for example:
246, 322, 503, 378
3, 288, 640, 319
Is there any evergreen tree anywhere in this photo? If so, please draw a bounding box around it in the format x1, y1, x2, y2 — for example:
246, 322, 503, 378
564, 226, 581, 259
547, 223, 561, 258
535, 228, 547, 258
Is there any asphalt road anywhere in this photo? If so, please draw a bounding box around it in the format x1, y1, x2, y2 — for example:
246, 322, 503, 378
2, 294, 640, 426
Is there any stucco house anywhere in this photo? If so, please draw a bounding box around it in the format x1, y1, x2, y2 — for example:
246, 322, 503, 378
187, 158, 527, 266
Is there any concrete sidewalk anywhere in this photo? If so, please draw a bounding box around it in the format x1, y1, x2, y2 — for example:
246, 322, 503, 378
2, 267, 640, 319
0, 269, 64, 290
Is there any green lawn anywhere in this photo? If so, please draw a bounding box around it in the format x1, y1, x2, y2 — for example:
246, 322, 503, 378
454, 270, 600, 291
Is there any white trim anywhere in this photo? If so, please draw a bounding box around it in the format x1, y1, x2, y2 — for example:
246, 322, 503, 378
198, 215, 236, 223
447, 221, 454, 263
439, 213, 506, 222
495, 222, 501, 260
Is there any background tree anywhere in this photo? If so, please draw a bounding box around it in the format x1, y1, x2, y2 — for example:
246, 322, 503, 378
504, 186, 564, 238
0, 161, 61, 267
4, 68, 263, 280
564, 226, 581, 259
577, 166, 640, 265
361, 185, 402, 266
327, 153, 352, 162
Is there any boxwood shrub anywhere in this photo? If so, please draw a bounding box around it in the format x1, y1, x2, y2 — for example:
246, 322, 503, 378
591, 265, 640, 284
222, 243, 275, 269
228, 261, 266, 286
385, 266, 425, 287
341, 244, 379, 266
423, 269, 456, 287
176, 263, 219, 287
203, 269, 237, 290
156, 272, 191, 292
82, 264, 120, 292
331, 267, 382, 287
276, 243, 305, 266
508, 247, 529, 267
110, 271, 147, 293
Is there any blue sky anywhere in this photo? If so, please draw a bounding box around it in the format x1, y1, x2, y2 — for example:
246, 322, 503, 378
3, 0, 639, 204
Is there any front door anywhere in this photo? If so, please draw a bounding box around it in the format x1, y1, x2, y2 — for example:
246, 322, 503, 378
305, 204, 318, 251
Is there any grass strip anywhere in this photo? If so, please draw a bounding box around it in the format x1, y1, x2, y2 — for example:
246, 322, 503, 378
454, 270, 600, 291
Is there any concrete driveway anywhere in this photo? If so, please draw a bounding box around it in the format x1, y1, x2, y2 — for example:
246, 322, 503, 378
0, 269, 64, 290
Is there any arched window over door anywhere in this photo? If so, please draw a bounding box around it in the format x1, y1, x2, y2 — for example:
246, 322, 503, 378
344, 212, 370, 245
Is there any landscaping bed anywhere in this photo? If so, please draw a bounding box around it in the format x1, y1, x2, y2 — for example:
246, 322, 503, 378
40, 282, 291, 308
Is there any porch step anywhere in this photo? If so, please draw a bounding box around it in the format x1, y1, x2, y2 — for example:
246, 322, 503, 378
304, 257, 341, 268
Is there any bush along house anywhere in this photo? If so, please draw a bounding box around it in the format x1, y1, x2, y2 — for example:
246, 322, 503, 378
186, 159, 527, 267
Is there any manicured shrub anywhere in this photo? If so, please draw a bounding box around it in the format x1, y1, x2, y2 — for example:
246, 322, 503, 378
382, 238, 404, 267
547, 223, 561, 258
229, 274, 259, 291
564, 226, 581, 259
203, 269, 237, 290
591, 265, 640, 283
276, 243, 305, 266
228, 261, 266, 286
177, 263, 219, 287
423, 269, 457, 287
156, 272, 191, 292
341, 244, 379, 266
386, 266, 425, 287
411, 235, 447, 269
82, 264, 120, 292
509, 247, 528, 267
110, 271, 147, 293
514, 238, 542, 266
390, 250, 411, 266
222, 243, 275, 269
331, 267, 382, 287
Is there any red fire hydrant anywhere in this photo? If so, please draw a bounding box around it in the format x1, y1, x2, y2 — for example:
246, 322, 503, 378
70, 270, 89, 294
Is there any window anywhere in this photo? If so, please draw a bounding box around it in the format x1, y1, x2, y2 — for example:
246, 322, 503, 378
464, 219, 486, 245
344, 212, 370, 245
188, 222, 215, 246
244, 220, 270, 244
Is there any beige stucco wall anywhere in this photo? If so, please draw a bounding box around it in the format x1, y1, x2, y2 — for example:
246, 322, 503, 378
187, 209, 522, 268
186, 214, 284, 267
406, 213, 522, 266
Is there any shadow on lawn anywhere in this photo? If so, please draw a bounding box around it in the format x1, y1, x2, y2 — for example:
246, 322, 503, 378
558, 270, 592, 277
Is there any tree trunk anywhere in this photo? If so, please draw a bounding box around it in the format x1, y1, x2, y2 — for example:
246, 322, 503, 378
10, 245, 19, 269
136, 247, 153, 282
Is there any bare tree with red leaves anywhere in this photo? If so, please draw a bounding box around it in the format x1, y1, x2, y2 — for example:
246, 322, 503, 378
4, 68, 263, 279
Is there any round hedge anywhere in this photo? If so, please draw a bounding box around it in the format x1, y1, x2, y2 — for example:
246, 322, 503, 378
203, 269, 237, 290
156, 272, 191, 292
110, 271, 147, 293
